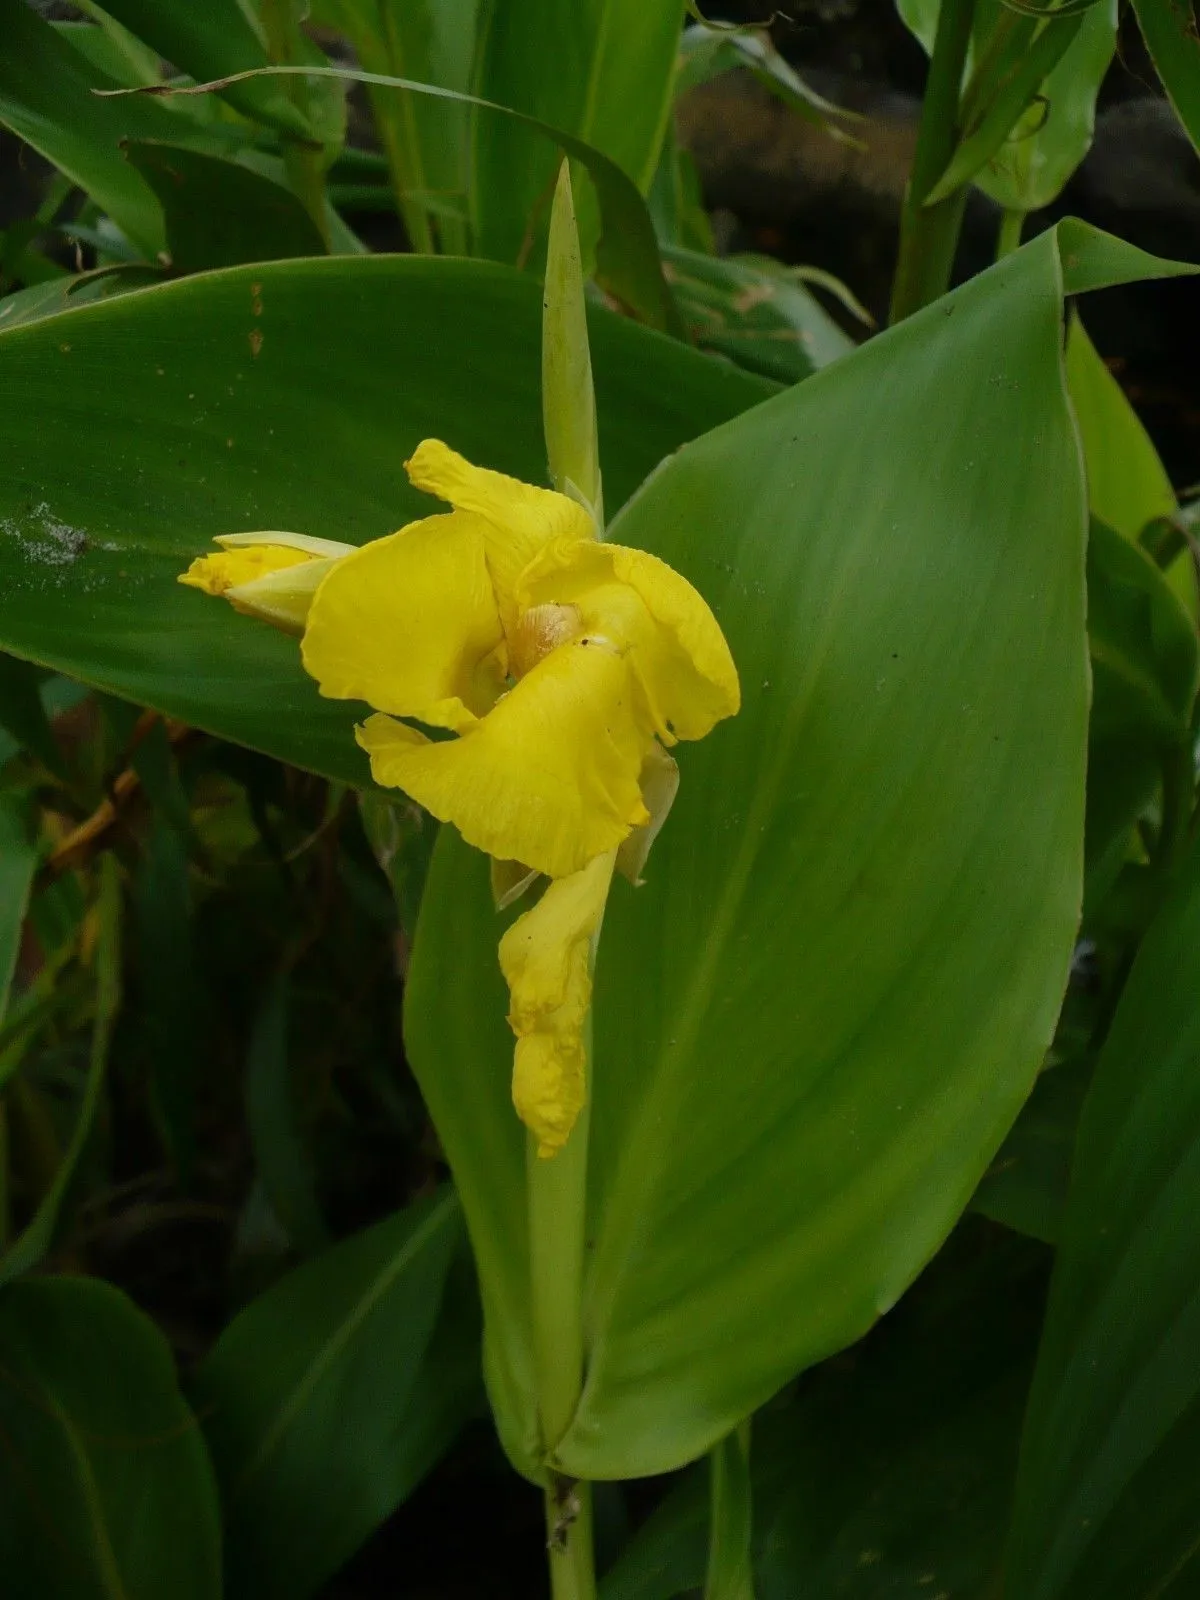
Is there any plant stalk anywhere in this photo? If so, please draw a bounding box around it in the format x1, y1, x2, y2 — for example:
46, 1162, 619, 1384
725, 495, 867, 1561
996, 207, 1025, 259
889, 0, 977, 323
260, 0, 332, 250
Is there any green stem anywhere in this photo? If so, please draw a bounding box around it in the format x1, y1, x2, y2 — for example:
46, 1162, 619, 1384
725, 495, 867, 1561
889, 0, 977, 323
545, 1477, 596, 1600
376, 5, 436, 254
996, 207, 1025, 259
259, 0, 331, 250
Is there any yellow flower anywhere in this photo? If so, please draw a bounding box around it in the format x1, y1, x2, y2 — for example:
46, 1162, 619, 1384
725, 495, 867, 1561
180, 439, 739, 1157
179, 531, 353, 631
300, 440, 740, 879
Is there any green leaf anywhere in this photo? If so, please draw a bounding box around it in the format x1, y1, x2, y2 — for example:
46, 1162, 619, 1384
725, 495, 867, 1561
0, 0, 241, 257
123, 143, 328, 271
0, 652, 66, 774
0, 255, 766, 780
663, 247, 856, 385
971, 1057, 1092, 1243
1131, 0, 1200, 159
194, 1190, 471, 1600
86, 0, 318, 138
0, 798, 37, 1027
603, 1230, 1048, 1599
1006, 832, 1200, 1598
245, 970, 330, 1255
976, 0, 1116, 213
0, 856, 120, 1287
404, 223, 1173, 1480
0, 1274, 222, 1599
676, 23, 858, 135
311, 0, 479, 255
926, 13, 1087, 205
1066, 314, 1176, 539
470, 0, 685, 268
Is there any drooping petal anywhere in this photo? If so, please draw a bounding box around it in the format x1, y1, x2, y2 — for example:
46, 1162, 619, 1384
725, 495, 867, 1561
355, 636, 652, 879
301, 512, 505, 734
517, 538, 741, 743
405, 439, 594, 631
499, 852, 615, 1157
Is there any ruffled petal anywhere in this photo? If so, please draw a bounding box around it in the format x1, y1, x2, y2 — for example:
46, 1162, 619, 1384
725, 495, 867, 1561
301, 512, 505, 733
355, 636, 652, 878
517, 538, 741, 743
405, 439, 594, 630
499, 852, 615, 1157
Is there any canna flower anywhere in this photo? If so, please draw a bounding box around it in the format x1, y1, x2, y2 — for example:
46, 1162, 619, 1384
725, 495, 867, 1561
300, 440, 740, 881
179, 439, 739, 1156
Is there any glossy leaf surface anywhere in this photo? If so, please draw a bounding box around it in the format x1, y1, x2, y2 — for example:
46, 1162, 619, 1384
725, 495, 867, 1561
1132, 0, 1200, 158
405, 225, 1164, 1480
0, 1275, 221, 1599
195, 1191, 470, 1600
0, 256, 767, 783
1006, 833, 1200, 1598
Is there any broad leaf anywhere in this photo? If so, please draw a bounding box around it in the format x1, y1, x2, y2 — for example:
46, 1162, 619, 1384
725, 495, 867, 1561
471, 0, 685, 268
0, 255, 767, 782
194, 1190, 471, 1600
1006, 831, 1200, 1598
404, 224, 1170, 1480
602, 1231, 1048, 1599
0, 1275, 221, 1598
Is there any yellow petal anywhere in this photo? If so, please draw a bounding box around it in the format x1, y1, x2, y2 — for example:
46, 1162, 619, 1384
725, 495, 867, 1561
180, 544, 313, 598
499, 852, 615, 1157
405, 438, 594, 630
518, 538, 740, 743
216, 530, 354, 559
615, 742, 680, 887
224, 556, 343, 632
301, 512, 505, 734
355, 636, 652, 879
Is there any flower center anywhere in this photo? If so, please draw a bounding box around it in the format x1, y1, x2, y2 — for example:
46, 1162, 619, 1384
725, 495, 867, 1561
510, 602, 582, 679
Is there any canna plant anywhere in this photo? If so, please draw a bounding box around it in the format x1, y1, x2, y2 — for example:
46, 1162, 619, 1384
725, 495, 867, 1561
0, 2, 1198, 1599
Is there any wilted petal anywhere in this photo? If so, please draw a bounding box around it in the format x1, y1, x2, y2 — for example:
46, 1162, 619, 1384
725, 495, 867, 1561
302, 512, 505, 734
499, 852, 615, 1157
355, 636, 651, 879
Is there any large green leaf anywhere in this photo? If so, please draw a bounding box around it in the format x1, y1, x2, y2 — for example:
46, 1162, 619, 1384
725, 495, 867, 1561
404, 224, 1177, 1481
194, 1191, 470, 1600
470, 0, 685, 267
1006, 831, 1200, 1598
0, 1274, 222, 1598
0, 256, 767, 781
602, 1230, 1048, 1599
